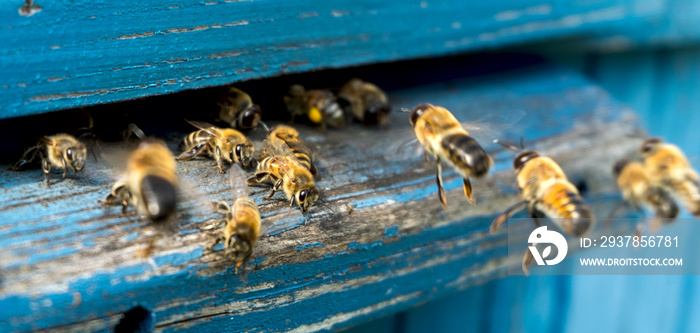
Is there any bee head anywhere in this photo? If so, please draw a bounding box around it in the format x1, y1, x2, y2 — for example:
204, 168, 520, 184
513, 150, 539, 171
640, 137, 662, 156
365, 102, 392, 125
140, 175, 177, 222
296, 187, 320, 216
288, 84, 306, 96
233, 142, 256, 168
225, 234, 253, 263
239, 104, 262, 129
409, 103, 433, 127
226, 86, 241, 98
612, 159, 631, 177
66, 144, 88, 172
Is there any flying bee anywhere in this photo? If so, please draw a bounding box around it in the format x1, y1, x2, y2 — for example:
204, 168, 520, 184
284, 84, 346, 131
641, 138, 700, 216
10, 133, 87, 187
101, 126, 178, 223
218, 87, 263, 130
407, 103, 493, 209
490, 150, 593, 275
265, 124, 318, 175
176, 120, 255, 173
249, 140, 319, 217
610, 159, 679, 231
205, 164, 261, 278
337, 78, 391, 126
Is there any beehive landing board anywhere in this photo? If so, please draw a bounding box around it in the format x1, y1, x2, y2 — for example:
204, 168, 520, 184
0, 63, 641, 332
0, 0, 669, 118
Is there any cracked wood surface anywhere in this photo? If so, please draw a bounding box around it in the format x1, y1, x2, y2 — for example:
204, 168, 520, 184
0, 64, 642, 332
0, 0, 668, 118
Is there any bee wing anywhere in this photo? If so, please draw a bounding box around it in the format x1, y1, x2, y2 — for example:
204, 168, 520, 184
382, 128, 424, 161
98, 143, 132, 172
229, 164, 249, 200
262, 139, 299, 180
184, 119, 228, 142
260, 206, 304, 236
459, 109, 527, 150
262, 139, 294, 159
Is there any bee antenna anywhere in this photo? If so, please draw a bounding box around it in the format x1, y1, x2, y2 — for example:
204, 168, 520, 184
258, 120, 270, 132
493, 139, 522, 152
318, 198, 336, 213
127, 123, 147, 140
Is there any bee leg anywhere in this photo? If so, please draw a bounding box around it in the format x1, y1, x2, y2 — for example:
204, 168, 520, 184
236, 257, 250, 284
202, 218, 226, 231
522, 247, 535, 276
463, 178, 476, 204
435, 157, 447, 210
176, 143, 207, 161
42, 157, 52, 187
205, 233, 225, 252
523, 215, 542, 277
121, 193, 131, 215
10, 145, 41, 171
635, 223, 644, 238
216, 157, 226, 174
61, 158, 69, 179
602, 202, 627, 230
248, 173, 271, 187
424, 151, 430, 164
210, 200, 231, 214
264, 179, 283, 200
490, 200, 528, 233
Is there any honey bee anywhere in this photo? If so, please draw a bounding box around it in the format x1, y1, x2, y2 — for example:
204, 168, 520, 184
206, 164, 261, 277
284, 84, 346, 131
176, 120, 255, 173
490, 150, 593, 275
10, 133, 87, 187
265, 124, 317, 175
101, 127, 178, 223
611, 159, 679, 226
249, 140, 319, 217
218, 87, 263, 130
641, 138, 700, 216
408, 103, 493, 209
337, 78, 391, 126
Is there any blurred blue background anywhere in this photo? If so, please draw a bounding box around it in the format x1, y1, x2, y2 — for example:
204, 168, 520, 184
348, 45, 700, 333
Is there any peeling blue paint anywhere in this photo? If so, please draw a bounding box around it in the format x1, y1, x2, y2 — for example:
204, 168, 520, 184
295, 242, 325, 251
384, 226, 399, 238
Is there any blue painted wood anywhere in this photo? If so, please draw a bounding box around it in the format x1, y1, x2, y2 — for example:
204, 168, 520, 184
0, 0, 670, 118
343, 46, 700, 333
0, 63, 641, 332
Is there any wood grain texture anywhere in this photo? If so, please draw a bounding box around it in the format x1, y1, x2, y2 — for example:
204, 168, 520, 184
0, 0, 666, 118
0, 64, 641, 332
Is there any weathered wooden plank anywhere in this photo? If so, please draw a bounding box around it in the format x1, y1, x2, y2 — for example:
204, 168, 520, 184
0, 0, 667, 118
0, 63, 641, 332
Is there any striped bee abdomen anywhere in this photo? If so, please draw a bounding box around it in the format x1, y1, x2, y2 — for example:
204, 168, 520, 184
234, 198, 260, 224
440, 133, 491, 178
180, 130, 213, 151
669, 177, 700, 216
646, 187, 680, 219
541, 182, 592, 236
